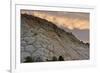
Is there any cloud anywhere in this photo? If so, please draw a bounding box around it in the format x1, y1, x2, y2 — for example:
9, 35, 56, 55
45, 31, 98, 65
21, 10, 89, 30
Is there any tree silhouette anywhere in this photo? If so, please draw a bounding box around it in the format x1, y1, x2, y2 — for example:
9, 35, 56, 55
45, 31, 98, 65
52, 56, 57, 61
58, 56, 64, 61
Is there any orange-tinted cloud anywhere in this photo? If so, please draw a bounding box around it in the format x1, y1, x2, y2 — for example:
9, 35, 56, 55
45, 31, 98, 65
21, 10, 89, 30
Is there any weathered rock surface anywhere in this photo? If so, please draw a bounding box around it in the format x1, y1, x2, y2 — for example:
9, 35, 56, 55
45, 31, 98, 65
21, 14, 89, 63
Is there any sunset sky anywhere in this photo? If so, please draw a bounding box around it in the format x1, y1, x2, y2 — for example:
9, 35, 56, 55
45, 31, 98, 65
21, 10, 89, 43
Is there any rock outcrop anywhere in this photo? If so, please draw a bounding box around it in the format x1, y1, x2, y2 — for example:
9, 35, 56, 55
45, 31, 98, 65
21, 14, 89, 63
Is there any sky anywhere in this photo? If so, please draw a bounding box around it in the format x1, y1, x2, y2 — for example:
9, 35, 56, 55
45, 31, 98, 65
21, 10, 89, 43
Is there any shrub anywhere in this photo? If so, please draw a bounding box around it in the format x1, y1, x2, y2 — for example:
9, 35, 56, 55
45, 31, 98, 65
24, 56, 33, 63
52, 56, 57, 61
58, 56, 64, 61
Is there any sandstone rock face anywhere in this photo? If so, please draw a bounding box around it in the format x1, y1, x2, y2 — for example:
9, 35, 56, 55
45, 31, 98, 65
21, 14, 89, 63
